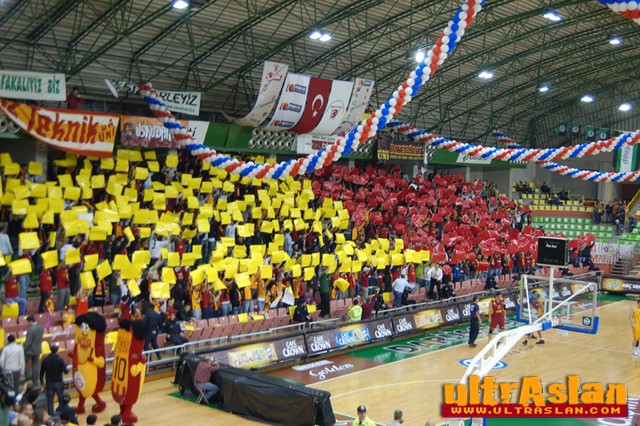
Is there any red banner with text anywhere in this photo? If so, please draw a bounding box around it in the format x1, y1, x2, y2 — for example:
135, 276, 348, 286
0, 99, 119, 157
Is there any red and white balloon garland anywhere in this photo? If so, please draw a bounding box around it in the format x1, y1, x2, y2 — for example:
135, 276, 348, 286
139, 0, 485, 179
389, 121, 640, 182
598, 0, 640, 23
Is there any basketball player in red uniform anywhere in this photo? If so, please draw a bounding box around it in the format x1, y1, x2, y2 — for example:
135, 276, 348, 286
488, 293, 506, 338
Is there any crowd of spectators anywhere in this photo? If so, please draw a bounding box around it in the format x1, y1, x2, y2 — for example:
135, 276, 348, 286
0, 146, 603, 426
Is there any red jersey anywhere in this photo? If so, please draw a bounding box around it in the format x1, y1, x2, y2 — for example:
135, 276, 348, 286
490, 299, 505, 317
56, 267, 69, 289
407, 265, 416, 283
200, 289, 211, 309
39, 270, 53, 292
5, 275, 18, 298
120, 301, 131, 320
76, 298, 89, 315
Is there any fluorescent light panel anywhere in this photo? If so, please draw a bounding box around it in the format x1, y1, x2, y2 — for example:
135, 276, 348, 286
609, 37, 622, 45
581, 95, 594, 103
478, 70, 494, 79
172, 0, 189, 9
543, 10, 562, 21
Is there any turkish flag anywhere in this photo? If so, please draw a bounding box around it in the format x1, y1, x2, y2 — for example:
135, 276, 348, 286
291, 77, 333, 134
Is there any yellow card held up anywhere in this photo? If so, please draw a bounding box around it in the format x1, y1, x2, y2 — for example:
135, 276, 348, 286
27, 161, 43, 176
260, 265, 273, 280
41, 250, 58, 269
10, 258, 32, 275
65, 249, 80, 265
162, 267, 176, 284
97, 261, 112, 281
81, 254, 98, 272
80, 271, 96, 290
127, 279, 141, 297
151, 282, 171, 299
19, 232, 39, 250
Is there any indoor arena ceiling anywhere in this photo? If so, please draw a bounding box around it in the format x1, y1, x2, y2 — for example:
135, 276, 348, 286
0, 0, 639, 149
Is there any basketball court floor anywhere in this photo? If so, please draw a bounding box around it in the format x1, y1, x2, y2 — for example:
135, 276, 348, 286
73, 297, 640, 426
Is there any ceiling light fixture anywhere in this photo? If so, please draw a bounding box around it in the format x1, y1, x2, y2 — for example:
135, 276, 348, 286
619, 103, 632, 112
415, 51, 426, 63
318, 33, 332, 42
478, 70, 494, 79
171, 0, 189, 9
309, 31, 322, 40
580, 95, 594, 103
538, 85, 550, 93
543, 10, 562, 21
609, 36, 622, 45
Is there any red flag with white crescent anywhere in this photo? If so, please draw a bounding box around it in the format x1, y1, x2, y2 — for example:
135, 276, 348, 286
291, 77, 332, 134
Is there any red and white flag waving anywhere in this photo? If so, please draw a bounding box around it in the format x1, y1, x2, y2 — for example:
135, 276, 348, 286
310, 79, 354, 136
290, 77, 332, 134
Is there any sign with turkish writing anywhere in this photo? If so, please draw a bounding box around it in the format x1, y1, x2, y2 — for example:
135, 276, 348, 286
310, 80, 354, 135
334, 78, 374, 135
120, 116, 209, 149
223, 61, 289, 127
0, 70, 66, 101
263, 73, 310, 131
377, 132, 424, 164
602, 276, 640, 294
0, 99, 118, 157
104, 79, 201, 116
295, 134, 340, 154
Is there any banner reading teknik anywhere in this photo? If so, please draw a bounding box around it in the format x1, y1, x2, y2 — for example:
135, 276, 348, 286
334, 78, 375, 135
104, 79, 201, 116
223, 61, 289, 127
263, 73, 311, 131
0, 99, 118, 157
0, 70, 66, 101
308, 79, 354, 136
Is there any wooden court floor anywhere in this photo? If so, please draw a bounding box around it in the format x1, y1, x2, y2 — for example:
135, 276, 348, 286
73, 300, 640, 426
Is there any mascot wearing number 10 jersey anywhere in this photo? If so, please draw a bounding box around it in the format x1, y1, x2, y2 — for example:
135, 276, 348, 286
111, 319, 146, 423
72, 312, 107, 414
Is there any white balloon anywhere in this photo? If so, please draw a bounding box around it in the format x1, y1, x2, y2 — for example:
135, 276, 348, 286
357, 125, 364, 132
333, 153, 341, 161
169, 117, 176, 123
441, 44, 450, 53
405, 87, 413, 96
372, 117, 379, 125
393, 90, 400, 98
389, 99, 397, 107
404, 95, 412, 103
337, 145, 344, 153
441, 36, 450, 46
443, 27, 452, 36
619, 2, 628, 11
473, 4, 481, 12
410, 71, 418, 79
459, 11, 467, 20
375, 110, 383, 118
355, 132, 362, 140
407, 78, 415, 86
389, 107, 396, 115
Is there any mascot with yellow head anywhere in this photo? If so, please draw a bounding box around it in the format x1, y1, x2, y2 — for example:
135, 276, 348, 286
72, 312, 107, 414
111, 319, 146, 423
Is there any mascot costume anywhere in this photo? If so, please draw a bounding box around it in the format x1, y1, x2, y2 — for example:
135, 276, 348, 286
72, 312, 107, 414
111, 319, 146, 423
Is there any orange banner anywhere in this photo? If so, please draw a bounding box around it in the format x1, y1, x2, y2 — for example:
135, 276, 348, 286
0, 99, 119, 157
